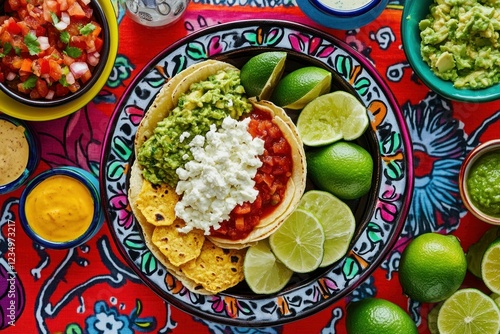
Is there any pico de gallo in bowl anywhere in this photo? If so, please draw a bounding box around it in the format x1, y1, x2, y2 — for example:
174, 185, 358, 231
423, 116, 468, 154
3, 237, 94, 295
0, 0, 110, 107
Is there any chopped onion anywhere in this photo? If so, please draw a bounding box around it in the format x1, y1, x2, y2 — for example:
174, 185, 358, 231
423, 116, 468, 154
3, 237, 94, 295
70, 62, 89, 79
45, 90, 55, 100
61, 12, 70, 24
38, 36, 50, 51
66, 72, 76, 85
87, 52, 100, 67
81, 0, 91, 5
6, 72, 16, 81
54, 21, 68, 31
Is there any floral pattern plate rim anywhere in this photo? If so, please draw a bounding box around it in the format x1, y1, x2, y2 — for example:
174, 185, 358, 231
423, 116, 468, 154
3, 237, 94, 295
99, 19, 414, 326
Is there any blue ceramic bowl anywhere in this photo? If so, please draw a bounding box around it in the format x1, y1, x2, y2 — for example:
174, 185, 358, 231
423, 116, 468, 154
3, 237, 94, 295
19, 167, 105, 249
0, 115, 40, 194
401, 0, 500, 102
297, 0, 388, 30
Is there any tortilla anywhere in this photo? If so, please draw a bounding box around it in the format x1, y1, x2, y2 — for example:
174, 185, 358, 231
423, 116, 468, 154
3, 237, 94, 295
129, 59, 307, 294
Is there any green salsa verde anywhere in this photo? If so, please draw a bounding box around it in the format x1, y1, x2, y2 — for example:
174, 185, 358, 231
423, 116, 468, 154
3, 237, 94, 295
467, 150, 500, 217
137, 69, 253, 187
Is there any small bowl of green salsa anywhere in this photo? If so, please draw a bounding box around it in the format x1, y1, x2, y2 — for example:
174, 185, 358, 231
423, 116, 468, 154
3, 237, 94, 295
460, 140, 500, 225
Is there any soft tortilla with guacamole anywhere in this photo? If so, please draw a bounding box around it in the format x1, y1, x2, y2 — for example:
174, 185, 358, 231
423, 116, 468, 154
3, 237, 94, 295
129, 59, 306, 294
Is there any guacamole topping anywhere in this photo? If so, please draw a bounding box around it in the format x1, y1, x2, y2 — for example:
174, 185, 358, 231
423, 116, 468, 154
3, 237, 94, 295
467, 150, 500, 217
419, 0, 500, 89
137, 69, 253, 187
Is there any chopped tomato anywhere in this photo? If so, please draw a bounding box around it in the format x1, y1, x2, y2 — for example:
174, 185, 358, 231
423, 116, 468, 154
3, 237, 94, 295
67, 2, 85, 18
1, 0, 104, 100
20, 58, 32, 72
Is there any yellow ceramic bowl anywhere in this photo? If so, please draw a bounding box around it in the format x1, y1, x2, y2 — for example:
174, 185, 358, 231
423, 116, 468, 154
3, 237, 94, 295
0, 0, 118, 121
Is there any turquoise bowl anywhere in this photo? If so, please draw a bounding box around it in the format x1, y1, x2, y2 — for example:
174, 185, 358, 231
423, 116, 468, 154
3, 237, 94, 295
401, 0, 500, 103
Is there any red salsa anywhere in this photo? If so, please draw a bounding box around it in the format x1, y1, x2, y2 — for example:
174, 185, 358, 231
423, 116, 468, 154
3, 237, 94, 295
210, 109, 293, 240
0, 0, 104, 100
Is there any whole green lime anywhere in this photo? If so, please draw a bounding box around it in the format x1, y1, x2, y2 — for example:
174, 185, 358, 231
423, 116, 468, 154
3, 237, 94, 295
345, 297, 418, 334
240, 51, 287, 100
306, 141, 373, 200
398, 232, 467, 303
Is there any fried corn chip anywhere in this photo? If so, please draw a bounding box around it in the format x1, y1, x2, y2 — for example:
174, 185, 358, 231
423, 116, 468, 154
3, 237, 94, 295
152, 220, 205, 267
136, 180, 179, 226
180, 240, 246, 294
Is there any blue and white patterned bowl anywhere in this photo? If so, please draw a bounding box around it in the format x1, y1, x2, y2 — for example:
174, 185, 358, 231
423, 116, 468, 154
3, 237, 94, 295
100, 20, 413, 325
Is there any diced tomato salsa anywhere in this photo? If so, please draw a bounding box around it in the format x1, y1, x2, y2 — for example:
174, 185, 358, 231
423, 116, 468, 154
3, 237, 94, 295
0, 0, 104, 100
210, 109, 293, 240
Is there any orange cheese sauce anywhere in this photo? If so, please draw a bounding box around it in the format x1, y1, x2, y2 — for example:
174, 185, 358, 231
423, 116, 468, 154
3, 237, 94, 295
0, 119, 29, 185
24, 175, 94, 242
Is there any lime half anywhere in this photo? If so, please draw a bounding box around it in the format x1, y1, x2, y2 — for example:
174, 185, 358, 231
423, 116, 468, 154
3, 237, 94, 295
466, 226, 500, 278
240, 51, 287, 100
481, 238, 500, 294
437, 288, 500, 334
298, 190, 355, 267
297, 91, 369, 147
243, 239, 293, 294
269, 209, 324, 273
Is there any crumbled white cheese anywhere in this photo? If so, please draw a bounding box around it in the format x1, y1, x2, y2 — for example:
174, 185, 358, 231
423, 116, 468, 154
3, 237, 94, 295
175, 116, 265, 234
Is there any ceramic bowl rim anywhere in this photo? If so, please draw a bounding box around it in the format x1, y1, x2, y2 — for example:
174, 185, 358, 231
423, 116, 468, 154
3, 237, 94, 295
310, 0, 381, 17
459, 139, 500, 225
19, 166, 104, 249
0, 0, 111, 108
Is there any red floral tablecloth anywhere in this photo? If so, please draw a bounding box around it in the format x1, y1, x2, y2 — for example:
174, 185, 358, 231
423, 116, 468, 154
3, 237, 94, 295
2, 1, 500, 333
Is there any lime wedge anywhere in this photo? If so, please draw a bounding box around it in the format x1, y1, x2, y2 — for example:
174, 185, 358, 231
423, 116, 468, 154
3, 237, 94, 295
270, 66, 332, 110
297, 91, 369, 147
437, 288, 500, 334
297, 190, 355, 267
269, 209, 324, 273
243, 239, 293, 294
240, 51, 287, 100
481, 238, 500, 294
427, 302, 443, 334
467, 226, 500, 278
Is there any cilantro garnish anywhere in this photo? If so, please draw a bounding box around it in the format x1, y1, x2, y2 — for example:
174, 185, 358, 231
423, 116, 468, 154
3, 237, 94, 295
24, 33, 41, 55
60, 31, 70, 44
0, 42, 12, 58
80, 23, 96, 36
59, 75, 69, 87
22, 75, 38, 90
64, 46, 82, 58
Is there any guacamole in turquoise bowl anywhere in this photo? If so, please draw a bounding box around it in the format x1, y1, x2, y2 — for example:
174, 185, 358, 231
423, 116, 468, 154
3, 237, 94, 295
402, 0, 500, 103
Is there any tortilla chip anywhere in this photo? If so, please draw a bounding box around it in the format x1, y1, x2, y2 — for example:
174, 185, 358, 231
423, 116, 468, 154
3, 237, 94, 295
136, 180, 179, 226
180, 240, 246, 294
152, 220, 205, 267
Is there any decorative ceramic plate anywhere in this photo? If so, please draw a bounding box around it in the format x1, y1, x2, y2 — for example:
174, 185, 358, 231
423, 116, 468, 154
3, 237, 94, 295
100, 20, 413, 326
0, 0, 119, 121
